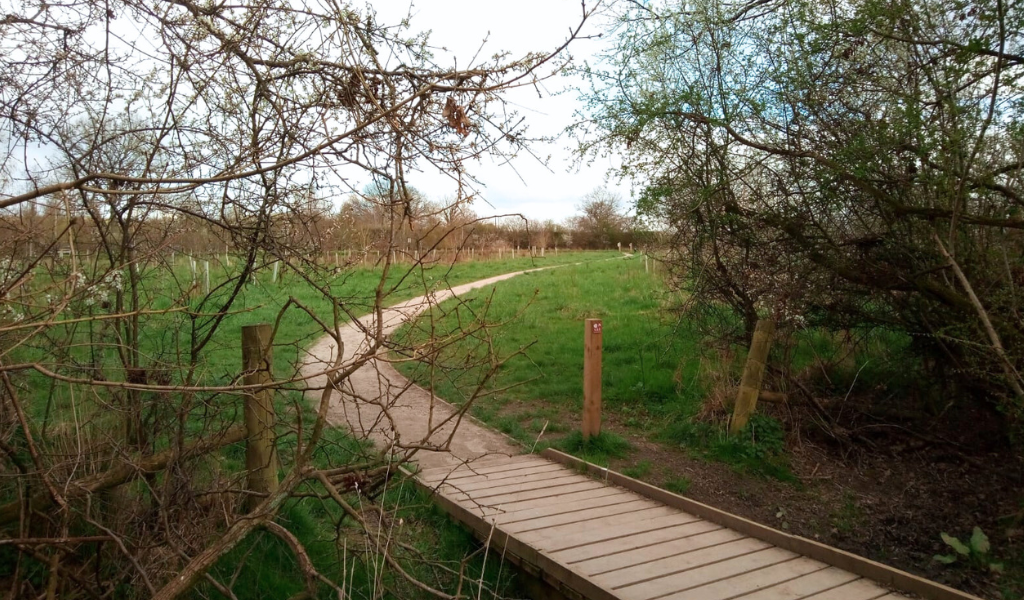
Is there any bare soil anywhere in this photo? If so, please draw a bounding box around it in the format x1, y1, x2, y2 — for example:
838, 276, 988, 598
496, 397, 1024, 600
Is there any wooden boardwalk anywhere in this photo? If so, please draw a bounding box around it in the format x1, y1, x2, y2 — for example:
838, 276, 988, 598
418, 451, 981, 600
302, 266, 982, 600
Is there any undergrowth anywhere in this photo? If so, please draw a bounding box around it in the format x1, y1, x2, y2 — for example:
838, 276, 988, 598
660, 414, 796, 482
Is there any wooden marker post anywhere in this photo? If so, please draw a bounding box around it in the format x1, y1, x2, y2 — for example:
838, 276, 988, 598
241, 323, 279, 509
583, 319, 603, 440
730, 319, 776, 434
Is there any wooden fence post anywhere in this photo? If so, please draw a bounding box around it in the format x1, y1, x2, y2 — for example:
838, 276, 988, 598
241, 323, 278, 509
583, 319, 603, 440
730, 319, 775, 435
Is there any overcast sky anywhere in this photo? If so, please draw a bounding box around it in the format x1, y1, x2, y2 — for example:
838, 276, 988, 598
369, 0, 628, 223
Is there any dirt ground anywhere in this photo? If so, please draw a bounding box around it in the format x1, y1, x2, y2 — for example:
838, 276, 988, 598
498, 397, 1024, 600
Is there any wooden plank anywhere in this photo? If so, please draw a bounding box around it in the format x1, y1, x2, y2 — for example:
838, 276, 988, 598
418, 455, 543, 482
735, 566, 860, 600
417, 454, 537, 478
613, 549, 800, 600
420, 458, 557, 484
469, 486, 628, 518
415, 474, 622, 600
552, 518, 729, 565
446, 479, 609, 509
417, 454, 530, 477
593, 537, 773, 589
423, 462, 566, 488
490, 488, 641, 524
800, 578, 898, 600
519, 506, 679, 545
441, 473, 590, 500
526, 511, 703, 553
503, 499, 660, 534
575, 528, 749, 577
437, 465, 572, 494
419, 458, 556, 485
541, 448, 984, 600
659, 558, 828, 600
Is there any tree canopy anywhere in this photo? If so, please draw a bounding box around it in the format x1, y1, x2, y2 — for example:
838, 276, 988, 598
576, 0, 1024, 409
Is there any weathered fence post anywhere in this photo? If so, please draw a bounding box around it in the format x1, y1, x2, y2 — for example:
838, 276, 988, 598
730, 319, 776, 435
203, 261, 210, 294
583, 319, 603, 440
241, 323, 279, 509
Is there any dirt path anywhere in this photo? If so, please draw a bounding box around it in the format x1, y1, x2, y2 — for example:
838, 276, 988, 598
300, 270, 537, 470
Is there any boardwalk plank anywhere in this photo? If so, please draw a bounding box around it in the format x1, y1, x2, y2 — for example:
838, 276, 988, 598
472, 486, 628, 518
503, 499, 660, 534
799, 578, 898, 600
489, 489, 642, 524
593, 537, 773, 589
612, 548, 799, 600
526, 511, 704, 554
423, 462, 565, 488
548, 519, 724, 565
573, 527, 745, 576
441, 473, 588, 500
657, 557, 829, 600
519, 506, 679, 545
448, 479, 609, 510
735, 566, 860, 600
419, 455, 541, 482
437, 466, 573, 494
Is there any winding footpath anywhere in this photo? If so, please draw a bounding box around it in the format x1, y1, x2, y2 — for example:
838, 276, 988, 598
300, 268, 532, 470
299, 264, 973, 600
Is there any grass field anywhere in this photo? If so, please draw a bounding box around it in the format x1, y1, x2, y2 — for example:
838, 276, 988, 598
4, 250, 619, 599
392, 255, 799, 478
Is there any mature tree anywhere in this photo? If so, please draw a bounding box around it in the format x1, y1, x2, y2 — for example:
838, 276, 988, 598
566, 187, 632, 249
577, 0, 1024, 410
0, 0, 592, 595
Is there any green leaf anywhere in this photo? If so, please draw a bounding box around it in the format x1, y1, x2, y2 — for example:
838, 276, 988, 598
989, 562, 1004, 574
941, 532, 970, 556
970, 527, 990, 554
934, 554, 958, 564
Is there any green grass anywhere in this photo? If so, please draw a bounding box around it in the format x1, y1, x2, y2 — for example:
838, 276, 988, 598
394, 256, 704, 417
556, 431, 632, 466
5, 251, 618, 599
660, 415, 796, 482
663, 476, 692, 495
198, 478, 523, 600
621, 460, 652, 480
391, 256, 806, 483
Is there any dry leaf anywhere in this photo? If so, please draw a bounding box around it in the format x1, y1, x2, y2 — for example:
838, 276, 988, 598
443, 97, 472, 137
